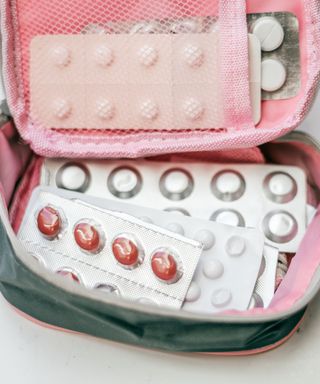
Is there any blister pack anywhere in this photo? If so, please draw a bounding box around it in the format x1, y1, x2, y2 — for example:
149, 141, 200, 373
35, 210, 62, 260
43, 186, 265, 313
18, 190, 204, 309
30, 31, 261, 128
247, 12, 300, 100
41, 160, 307, 253
19, 187, 266, 313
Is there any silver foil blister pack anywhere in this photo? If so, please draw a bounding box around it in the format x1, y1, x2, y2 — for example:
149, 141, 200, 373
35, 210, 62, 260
45, 186, 265, 313
41, 159, 307, 253
18, 190, 204, 309
19, 187, 267, 313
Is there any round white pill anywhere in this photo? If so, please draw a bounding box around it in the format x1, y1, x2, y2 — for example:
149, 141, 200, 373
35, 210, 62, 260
166, 222, 185, 236
138, 45, 159, 67
211, 289, 232, 308
203, 260, 224, 280
216, 172, 242, 194
52, 46, 71, 67
269, 173, 294, 196
268, 212, 296, 238
212, 209, 245, 227
58, 164, 88, 191
183, 45, 205, 68
261, 59, 287, 92
52, 98, 72, 120
193, 230, 216, 250
225, 236, 246, 257
183, 98, 205, 121
212, 171, 245, 201
251, 16, 284, 52
140, 100, 159, 121
164, 171, 189, 194
185, 282, 201, 302
160, 170, 193, 201
112, 169, 138, 193
94, 45, 114, 67
108, 167, 142, 199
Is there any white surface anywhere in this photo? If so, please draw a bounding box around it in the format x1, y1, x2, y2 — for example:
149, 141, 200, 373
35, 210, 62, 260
251, 16, 285, 52
0, 92, 320, 383
261, 58, 287, 92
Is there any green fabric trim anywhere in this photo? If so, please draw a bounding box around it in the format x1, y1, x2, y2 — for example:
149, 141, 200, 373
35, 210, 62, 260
0, 219, 305, 352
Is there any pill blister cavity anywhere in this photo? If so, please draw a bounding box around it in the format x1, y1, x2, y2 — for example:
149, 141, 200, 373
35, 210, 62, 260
251, 16, 284, 52
138, 45, 159, 67
56, 268, 81, 284
151, 248, 182, 284
52, 98, 72, 120
225, 236, 247, 257
183, 45, 205, 68
140, 100, 159, 121
193, 229, 215, 250
160, 169, 194, 201
95, 283, 120, 296
96, 99, 116, 121
37, 205, 62, 239
56, 162, 90, 192
74, 220, 104, 253
263, 172, 297, 204
183, 98, 205, 121
261, 59, 287, 92
211, 209, 245, 227
185, 282, 201, 302
108, 167, 142, 199
211, 170, 245, 202
211, 289, 232, 308
112, 234, 143, 269
263, 211, 298, 244
203, 260, 224, 280
94, 45, 114, 67
165, 222, 185, 236
51, 46, 71, 67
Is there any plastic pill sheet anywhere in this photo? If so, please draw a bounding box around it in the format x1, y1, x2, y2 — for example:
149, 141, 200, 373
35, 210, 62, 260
41, 159, 307, 252
49, 186, 265, 312
18, 190, 204, 309
19, 187, 266, 313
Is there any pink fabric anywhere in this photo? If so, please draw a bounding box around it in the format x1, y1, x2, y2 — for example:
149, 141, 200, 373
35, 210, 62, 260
9, 156, 43, 232
0, 121, 30, 204
1, 0, 319, 157
219, 0, 253, 129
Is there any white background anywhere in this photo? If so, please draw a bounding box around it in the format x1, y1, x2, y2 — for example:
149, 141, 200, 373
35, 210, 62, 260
0, 94, 319, 383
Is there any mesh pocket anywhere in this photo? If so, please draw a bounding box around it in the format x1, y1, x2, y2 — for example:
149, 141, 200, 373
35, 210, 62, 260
13, 0, 252, 137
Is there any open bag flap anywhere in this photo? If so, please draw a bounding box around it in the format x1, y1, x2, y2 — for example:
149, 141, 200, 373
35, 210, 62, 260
0, 0, 319, 158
